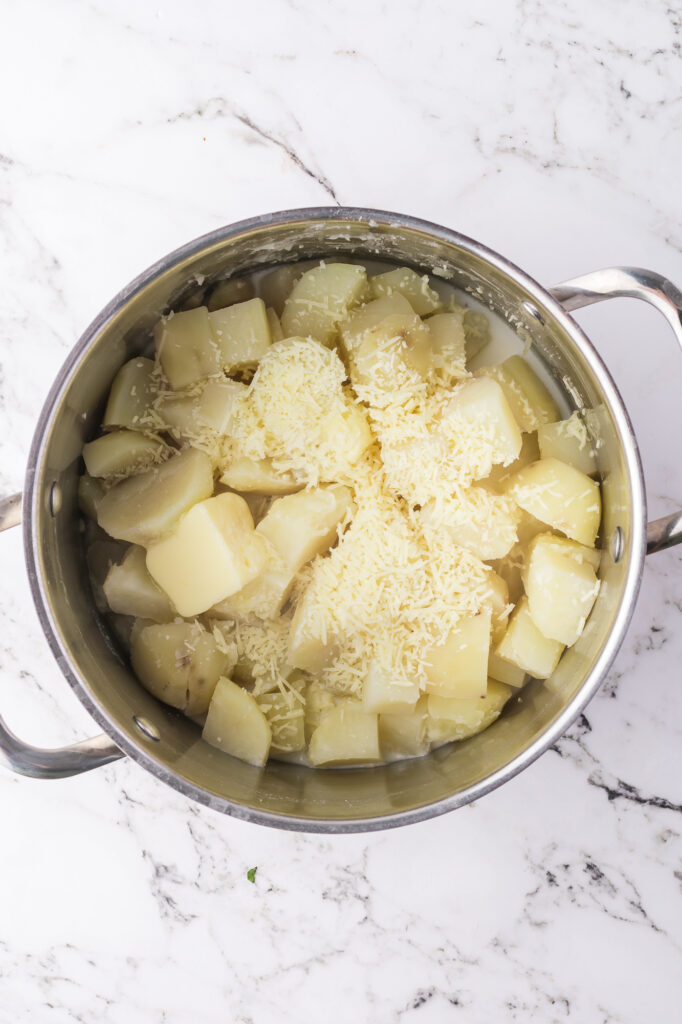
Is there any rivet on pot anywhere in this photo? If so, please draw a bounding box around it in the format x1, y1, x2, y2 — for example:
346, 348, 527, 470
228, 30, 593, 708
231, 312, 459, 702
48, 482, 62, 517
133, 716, 160, 742
611, 526, 624, 563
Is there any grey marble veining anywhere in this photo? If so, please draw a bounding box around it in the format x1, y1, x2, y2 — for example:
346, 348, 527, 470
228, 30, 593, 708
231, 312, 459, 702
0, 1, 680, 1021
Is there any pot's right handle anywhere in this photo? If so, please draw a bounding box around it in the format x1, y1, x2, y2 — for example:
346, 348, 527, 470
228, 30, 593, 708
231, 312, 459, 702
550, 266, 682, 556
0, 492, 125, 779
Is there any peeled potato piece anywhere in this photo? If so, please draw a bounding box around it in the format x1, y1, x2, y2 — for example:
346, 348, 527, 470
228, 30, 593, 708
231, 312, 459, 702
131, 621, 230, 715
103, 357, 156, 430
288, 598, 338, 674
256, 264, 304, 316
505, 457, 601, 547
420, 487, 519, 561
155, 307, 221, 388
220, 456, 303, 495
369, 267, 442, 316
339, 292, 415, 356
523, 533, 600, 646
78, 473, 106, 520
96, 448, 214, 546
256, 691, 305, 754
281, 263, 368, 345
146, 493, 268, 617
82, 430, 169, 480
379, 699, 429, 758
257, 485, 353, 573
426, 311, 466, 378
426, 680, 512, 746
485, 432, 540, 491
444, 378, 522, 470
158, 379, 246, 442
203, 677, 271, 767
537, 411, 598, 476
103, 545, 175, 622
463, 309, 491, 364
210, 552, 294, 621
362, 662, 420, 714
343, 296, 432, 388
266, 307, 284, 342
483, 570, 511, 646
308, 702, 381, 766
208, 297, 271, 371
304, 681, 338, 742
496, 597, 564, 678
488, 651, 527, 688
424, 609, 492, 699
207, 276, 255, 311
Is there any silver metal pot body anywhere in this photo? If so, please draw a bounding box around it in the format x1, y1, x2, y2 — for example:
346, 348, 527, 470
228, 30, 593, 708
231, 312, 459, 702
8, 208, 680, 831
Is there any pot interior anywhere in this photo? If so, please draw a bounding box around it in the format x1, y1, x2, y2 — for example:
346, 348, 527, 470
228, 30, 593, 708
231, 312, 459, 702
27, 212, 644, 829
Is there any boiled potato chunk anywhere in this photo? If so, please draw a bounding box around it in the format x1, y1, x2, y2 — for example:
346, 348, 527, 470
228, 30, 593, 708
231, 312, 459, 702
131, 621, 230, 714
96, 448, 214, 546
146, 493, 268, 617
503, 356, 560, 428
379, 699, 429, 758
158, 379, 246, 441
203, 677, 271, 767
369, 267, 442, 316
266, 307, 284, 342
445, 378, 522, 470
420, 487, 519, 560
487, 650, 527, 688
496, 597, 564, 678
339, 292, 416, 356
220, 456, 302, 494
345, 299, 432, 387
208, 297, 271, 371
463, 309, 491, 363
423, 609, 491, 698
103, 357, 156, 429
317, 402, 374, 466
103, 545, 175, 622
482, 570, 511, 646
362, 662, 420, 714
537, 411, 598, 476
210, 552, 294, 620
281, 263, 367, 345
154, 307, 221, 388
207, 276, 255, 311
505, 457, 601, 546
257, 485, 353, 572
288, 591, 339, 673
304, 680, 337, 742
426, 680, 512, 745
257, 263, 304, 315
426, 311, 466, 378
78, 473, 106, 520
530, 533, 601, 570
308, 703, 381, 766
82, 430, 169, 479
523, 533, 600, 645
256, 691, 305, 754
485, 431, 540, 491
86, 539, 127, 613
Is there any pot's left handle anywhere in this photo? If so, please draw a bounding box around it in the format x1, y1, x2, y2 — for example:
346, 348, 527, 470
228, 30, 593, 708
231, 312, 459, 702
0, 493, 125, 779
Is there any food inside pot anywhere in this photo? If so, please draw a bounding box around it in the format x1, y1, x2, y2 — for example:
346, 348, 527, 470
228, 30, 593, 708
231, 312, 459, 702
80, 260, 602, 768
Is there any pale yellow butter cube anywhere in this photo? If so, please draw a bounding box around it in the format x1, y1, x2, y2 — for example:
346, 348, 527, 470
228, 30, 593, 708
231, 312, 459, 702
424, 609, 491, 699
146, 493, 268, 617
496, 596, 564, 678
505, 457, 601, 546
155, 306, 221, 388
208, 297, 271, 371
203, 677, 271, 767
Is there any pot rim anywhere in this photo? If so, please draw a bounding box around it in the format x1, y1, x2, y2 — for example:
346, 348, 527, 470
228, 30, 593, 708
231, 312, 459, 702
22, 206, 647, 832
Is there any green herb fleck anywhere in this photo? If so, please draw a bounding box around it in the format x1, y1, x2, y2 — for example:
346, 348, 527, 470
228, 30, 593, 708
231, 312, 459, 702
247, 866, 257, 884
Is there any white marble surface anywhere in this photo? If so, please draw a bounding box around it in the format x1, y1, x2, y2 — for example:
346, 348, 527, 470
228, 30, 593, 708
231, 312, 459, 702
0, 1, 681, 1020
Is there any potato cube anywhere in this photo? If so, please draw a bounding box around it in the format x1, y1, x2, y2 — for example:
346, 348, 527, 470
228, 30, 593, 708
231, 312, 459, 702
505, 457, 601, 546
347, 301, 432, 387
463, 309, 491, 363
208, 297, 271, 371
131, 621, 230, 715
256, 691, 305, 753
203, 677, 271, 766
424, 609, 491, 699
496, 597, 564, 678
445, 378, 522, 469
220, 456, 303, 495
484, 432, 540, 491
504, 356, 560, 426
210, 552, 294, 620
257, 485, 353, 573
207, 276, 255, 311
103, 545, 175, 622
489, 547, 525, 605
420, 487, 519, 561
339, 292, 415, 356
146, 493, 268, 617
288, 591, 338, 674
426, 311, 466, 377
266, 307, 284, 342
257, 264, 304, 316
158, 379, 246, 441
523, 533, 600, 645
379, 699, 429, 758
317, 403, 374, 466
530, 533, 601, 570
82, 430, 169, 480
96, 448, 214, 546
78, 473, 106, 520
537, 411, 598, 476
86, 539, 127, 613
487, 651, 527, 688
308, 702, 381, 766
281, 263, 368, 345
426, 680, 512, 746
304, 681, 338, 742
155, 307, 221, 388
103, 357, 156, 429
362, 662, 420, 714
483, 570, 511, 646
369, 267, 442, 316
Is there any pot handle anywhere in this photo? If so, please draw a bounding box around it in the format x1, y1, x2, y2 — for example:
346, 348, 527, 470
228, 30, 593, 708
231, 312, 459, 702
550, 266, 682, 555
0, 492, 125, 779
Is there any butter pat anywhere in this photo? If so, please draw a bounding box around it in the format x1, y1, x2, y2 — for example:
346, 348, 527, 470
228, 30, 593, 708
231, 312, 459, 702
146, 493, 267, 616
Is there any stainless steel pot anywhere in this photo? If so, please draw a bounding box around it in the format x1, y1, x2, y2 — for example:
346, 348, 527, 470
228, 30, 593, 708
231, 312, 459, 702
1, 208, 680, 832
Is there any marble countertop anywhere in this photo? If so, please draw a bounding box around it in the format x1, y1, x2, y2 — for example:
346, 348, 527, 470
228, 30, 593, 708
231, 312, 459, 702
1, 1, 681, 1020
